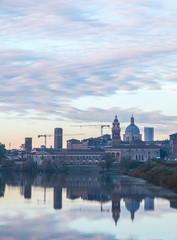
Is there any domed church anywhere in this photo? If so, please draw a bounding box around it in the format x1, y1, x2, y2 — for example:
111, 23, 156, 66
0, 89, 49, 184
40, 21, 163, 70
123, 115, 142, 142
107, 114, 160, 162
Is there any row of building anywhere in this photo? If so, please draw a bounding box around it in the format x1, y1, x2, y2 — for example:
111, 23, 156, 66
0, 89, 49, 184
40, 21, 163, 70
9, 115, 175, 165
8, 115, 176, 165
24, 116, 154, 152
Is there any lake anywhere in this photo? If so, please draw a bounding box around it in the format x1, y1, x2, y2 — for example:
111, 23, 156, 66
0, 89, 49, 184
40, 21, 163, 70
0, 172, 176, 240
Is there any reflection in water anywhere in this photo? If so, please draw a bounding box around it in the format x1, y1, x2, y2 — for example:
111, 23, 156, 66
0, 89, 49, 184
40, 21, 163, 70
64, 175, 156, 224
0, 172, 177, 240
0, 172, 176, 226
54, 186, 62, 209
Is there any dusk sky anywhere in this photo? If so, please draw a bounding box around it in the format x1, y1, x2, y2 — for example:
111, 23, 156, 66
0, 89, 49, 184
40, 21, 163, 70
0, 0, 177, 149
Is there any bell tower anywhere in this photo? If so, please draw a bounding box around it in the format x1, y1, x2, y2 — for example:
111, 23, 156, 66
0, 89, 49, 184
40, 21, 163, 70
112, 115, 121, 147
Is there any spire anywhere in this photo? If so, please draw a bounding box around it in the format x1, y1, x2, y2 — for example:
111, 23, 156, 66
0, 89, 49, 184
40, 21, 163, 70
131, 115, 134, 125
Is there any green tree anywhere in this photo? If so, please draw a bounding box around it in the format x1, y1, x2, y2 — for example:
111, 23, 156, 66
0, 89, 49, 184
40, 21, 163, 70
1, 159, 15, 171
56, 154, 69, 172
0, 143, 6, 164
100, 153, 115, 171
20, 158, 38, 172
42, 159, 55, 172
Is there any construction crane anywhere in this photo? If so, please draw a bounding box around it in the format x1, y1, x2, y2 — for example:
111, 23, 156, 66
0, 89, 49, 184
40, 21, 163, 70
38, 133, 85, 148
71, 124, 110, 136
38, 134, 51, 147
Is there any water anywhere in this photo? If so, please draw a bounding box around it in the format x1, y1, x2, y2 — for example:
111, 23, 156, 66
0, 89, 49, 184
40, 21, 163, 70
0, 172, 177, 240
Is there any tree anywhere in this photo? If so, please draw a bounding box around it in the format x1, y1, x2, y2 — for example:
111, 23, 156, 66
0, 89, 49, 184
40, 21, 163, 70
100, 153, 115, 171
20, 158, 38, 172
1, 159, 14, 171
0, 143, 6, 164
42, 159, 55, 172
56, 154, 69, 172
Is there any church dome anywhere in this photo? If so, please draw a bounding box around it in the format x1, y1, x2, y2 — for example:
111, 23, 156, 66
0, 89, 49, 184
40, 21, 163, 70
125, 124, 140, 134
125, 115, 140, 134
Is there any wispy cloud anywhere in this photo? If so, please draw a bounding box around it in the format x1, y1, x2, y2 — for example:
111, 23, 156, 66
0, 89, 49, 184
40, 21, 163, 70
0, 0, 177, 131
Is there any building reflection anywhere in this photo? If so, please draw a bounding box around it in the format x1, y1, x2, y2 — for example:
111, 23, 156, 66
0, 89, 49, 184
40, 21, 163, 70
0, 173, 176, 226
62, 175, 156, 224
112, 193, 121, 225
144, 197, 154, 211
24, 184, 32, 199
124, 198, 140, 221
54, 186, 62, 209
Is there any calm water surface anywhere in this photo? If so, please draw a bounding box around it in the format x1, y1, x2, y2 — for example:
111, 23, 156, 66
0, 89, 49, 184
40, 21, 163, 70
0, 172, 177, 240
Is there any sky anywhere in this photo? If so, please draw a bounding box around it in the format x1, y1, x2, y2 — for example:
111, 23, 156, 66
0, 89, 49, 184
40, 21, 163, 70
0, 0, 177, 149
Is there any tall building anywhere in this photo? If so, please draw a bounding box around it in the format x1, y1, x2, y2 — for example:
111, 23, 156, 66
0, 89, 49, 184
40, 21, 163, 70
169, 133, 177, 159
144, 127, 154, 142
123, 116, 142, 142
54, 128, 63, 150
25, 137, 32, 152
112, 115, 121, 147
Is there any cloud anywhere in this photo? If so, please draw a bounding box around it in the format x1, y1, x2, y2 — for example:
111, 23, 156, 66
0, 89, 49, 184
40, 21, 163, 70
61, 106, 177, 135
0, 212, 116, 240
0, 0, 177, 124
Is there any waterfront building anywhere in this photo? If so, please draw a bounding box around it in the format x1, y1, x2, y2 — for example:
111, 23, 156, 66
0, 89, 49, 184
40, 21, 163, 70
144, 127, 154, 141
54, 128, 63, 149
106, 143, 160, 162
123, 116, 142, 142
31, 149, 104, 165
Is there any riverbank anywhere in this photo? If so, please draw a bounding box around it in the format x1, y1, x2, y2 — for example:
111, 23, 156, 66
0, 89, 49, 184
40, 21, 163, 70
128, 159, 177, 193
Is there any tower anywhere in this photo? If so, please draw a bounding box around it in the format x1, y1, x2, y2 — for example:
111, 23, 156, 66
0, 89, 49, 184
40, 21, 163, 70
112, 115, 121, 147
54, 128, 63, 150
25, 137, 32, 152
144, 127, 154, 142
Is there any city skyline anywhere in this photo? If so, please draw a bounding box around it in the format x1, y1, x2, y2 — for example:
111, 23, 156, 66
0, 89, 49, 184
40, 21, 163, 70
0, 0, 177, 148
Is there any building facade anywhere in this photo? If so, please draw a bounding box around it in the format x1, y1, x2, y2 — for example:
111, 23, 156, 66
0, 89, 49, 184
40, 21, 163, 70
32, 149, 104, 165
106, 144, 160, 162
67, 139, 89, 150
144, 127, 154, 142
25, 137, 32, 152
54, 128, 63, 149
169, 133, 177, 159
